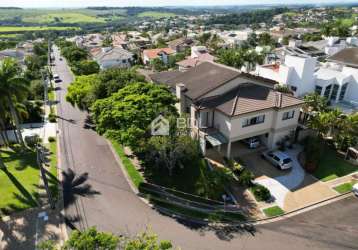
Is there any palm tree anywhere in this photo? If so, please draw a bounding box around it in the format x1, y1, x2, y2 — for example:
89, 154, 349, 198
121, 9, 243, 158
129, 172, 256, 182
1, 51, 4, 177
0, 58, 29, 148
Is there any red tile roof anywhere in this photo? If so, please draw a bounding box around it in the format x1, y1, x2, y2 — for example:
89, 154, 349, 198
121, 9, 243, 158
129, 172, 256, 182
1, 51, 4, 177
143, 48, 175, 59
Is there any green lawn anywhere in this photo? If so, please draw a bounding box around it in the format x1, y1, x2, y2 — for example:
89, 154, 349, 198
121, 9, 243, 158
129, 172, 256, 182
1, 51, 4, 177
23, 13, 106, 24
138, 11, 176, 18
0, 26, 80, 33
263, 206, 284, 217
313, 148, 357, 182
0, 148, 39, 214
110, 140, 144, 188
333, 180, 357, 194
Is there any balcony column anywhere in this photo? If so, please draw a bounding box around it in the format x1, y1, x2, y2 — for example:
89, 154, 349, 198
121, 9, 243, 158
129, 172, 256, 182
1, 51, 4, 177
226, 140, 232, 159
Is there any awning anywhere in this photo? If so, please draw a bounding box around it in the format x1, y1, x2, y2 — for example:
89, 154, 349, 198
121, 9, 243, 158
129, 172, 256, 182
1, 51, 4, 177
205, 131, 228, 147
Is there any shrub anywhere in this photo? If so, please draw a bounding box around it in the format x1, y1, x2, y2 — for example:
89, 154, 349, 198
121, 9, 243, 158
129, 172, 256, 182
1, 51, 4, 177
251, 184, 271, 202
48, 113, 56, 123
302, 136, 324, 172
25, 134, 41, 148
237, 168, 255, 186
48, 136, 56, 142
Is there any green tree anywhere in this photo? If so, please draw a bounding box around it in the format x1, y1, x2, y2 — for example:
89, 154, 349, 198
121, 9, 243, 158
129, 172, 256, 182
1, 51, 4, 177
91, 82, 177, 148
303, 93, 328, 113
0, 58, 29, 147
72, 60, 100, 76
66, 68, 145, 110
63, 227, 119, 250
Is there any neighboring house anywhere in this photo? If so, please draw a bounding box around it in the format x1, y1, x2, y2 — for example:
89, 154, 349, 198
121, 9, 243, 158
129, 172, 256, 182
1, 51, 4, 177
168, 37, 193, 53
0, 49, 26, 64
150, 62, 303, 158
176, 52, 215, 71
256, 49, 358, 113
91, 47, 134, 70
142, 48, 175, 65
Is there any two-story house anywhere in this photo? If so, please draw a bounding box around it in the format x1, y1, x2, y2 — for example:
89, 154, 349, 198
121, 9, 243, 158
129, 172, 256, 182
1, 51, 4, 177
150, 62, 304, 158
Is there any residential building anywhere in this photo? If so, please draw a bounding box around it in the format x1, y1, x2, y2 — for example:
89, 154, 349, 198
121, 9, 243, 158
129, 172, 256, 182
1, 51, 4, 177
168, 37, 194, 53
256, 48, 358, 113
150, 62, 303, 158
91, 47, 134, 70
142, 48, 175, 65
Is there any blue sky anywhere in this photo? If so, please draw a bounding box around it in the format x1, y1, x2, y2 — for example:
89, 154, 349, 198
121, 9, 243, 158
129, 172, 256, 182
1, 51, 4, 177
0, 0, 356, 8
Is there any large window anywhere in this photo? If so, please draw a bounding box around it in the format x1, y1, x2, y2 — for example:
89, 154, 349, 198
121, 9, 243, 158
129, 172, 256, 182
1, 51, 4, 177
282, 110, 295, 120
330, 84, 340, 101
315, 86, 323, 95
324, 84, 332, 98
339, 83, 348, 101
242, 115, 265, 127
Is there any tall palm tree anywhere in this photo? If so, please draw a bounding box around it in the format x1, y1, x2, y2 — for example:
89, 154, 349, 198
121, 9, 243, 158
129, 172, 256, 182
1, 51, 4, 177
0, 58, 29, 148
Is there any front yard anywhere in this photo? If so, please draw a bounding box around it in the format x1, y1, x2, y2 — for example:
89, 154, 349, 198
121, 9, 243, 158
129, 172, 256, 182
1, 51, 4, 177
313, 148, 357, 182
0, 148, 39, 214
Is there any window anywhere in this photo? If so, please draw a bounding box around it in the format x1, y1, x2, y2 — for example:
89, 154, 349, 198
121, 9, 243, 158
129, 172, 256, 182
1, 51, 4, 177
324, 84, 332, 98
282, 110, 295, 120
330, 84, 339, 101
339, 83, 348, 101
290, 86, 297, 92
122, 59, 127, 63
315, 86, 323, 95
242, 115, 265, 127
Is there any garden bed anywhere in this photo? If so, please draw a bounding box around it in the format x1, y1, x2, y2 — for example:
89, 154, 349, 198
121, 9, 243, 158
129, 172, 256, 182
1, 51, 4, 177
333, 180, 357, 194
263, 206, 284, 217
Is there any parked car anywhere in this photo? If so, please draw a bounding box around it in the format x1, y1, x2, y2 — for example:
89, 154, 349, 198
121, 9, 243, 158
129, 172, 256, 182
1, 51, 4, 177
353, 183, 358, 196
53, 74, 60, 79
261, 150, 293, 170
54, 78, 62, 83
243, 137, 261, 149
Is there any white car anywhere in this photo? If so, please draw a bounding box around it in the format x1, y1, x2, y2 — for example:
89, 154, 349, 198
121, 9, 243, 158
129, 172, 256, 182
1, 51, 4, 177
262, 150, 293, 170
53, 74, 60, 79
353, 183, 358, 196
243, 137, 260, 149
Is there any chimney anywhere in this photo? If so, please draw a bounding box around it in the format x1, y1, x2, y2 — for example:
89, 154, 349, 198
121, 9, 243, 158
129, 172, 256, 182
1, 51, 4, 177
176, 83, 186, 114
275, 92, 283, 108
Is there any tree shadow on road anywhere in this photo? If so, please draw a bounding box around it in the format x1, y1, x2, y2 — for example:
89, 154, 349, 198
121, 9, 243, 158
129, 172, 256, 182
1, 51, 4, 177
61, 169, 100, 209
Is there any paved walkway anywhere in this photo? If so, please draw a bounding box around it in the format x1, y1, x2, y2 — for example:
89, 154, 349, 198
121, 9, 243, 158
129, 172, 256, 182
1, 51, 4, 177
0, 208, 63, 250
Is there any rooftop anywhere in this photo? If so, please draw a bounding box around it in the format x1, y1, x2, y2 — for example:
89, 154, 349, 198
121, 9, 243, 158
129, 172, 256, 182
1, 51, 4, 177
195, 83, 304, 117
327, 48, 358, 68
143, 48, 175, 59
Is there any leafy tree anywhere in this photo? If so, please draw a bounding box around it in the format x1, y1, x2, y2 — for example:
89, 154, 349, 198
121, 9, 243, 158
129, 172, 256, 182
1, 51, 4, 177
0, 58, 29, 147
119, 230, 174, 250
257, 33, 275, 47
145, 116, 200, 176
91, 82, 177, 147
151, 58, 167, 71
102, 36, 113, 47
66, 68, 145, 110
72, 60, 100, 76
63, 227, 119, 250
303, 93, 328, 113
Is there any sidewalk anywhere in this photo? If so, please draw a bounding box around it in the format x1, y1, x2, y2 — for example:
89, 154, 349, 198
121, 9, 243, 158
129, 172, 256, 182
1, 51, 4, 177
0, 207, 63, 250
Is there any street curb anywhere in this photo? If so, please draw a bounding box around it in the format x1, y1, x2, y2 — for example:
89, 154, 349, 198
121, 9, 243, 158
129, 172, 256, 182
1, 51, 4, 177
106, 140, 154, 208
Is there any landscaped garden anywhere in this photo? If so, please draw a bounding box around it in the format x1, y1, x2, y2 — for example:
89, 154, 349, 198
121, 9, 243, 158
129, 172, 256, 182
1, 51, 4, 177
313, 148, 357, 182
263, 206, 284, 217
0, 147, 39, 214
333, 180, 358, 194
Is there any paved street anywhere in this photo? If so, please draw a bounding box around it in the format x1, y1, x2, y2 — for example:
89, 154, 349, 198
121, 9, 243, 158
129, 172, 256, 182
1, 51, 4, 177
53, 46, 358, 250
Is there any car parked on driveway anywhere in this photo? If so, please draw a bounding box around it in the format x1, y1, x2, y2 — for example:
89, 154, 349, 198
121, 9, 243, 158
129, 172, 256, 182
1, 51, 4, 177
261, 150, 293, 170
353, 183, 358, 196
243, 137, 261, 149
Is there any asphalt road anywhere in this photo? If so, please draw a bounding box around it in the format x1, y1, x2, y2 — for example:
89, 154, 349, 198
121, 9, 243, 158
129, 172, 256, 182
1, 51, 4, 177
53, 46, 358, 250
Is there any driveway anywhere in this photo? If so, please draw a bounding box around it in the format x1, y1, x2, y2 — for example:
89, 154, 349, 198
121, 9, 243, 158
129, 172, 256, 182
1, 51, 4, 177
241, 146, 336, 210
241, 147, 306, 208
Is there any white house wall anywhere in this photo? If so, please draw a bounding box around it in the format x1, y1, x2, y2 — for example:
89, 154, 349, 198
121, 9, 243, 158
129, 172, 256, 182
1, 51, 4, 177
341, 66, 358, 104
